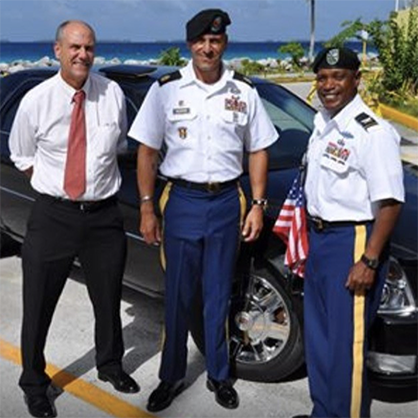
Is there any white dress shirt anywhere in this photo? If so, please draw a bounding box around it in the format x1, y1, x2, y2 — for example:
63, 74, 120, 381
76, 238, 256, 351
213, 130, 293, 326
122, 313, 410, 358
128, 61, 278, 183
10, 71, 127, 200
305, 94, 405, 221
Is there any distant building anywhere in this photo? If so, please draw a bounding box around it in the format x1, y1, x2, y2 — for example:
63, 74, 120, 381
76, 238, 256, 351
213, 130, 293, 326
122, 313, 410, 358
395, 0, 416, 11
395, 4, 418, 32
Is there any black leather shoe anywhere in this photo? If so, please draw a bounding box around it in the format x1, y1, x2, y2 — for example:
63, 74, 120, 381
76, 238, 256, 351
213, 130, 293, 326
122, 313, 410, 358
24, 394, 57, 418
292, 415, 310, 418
98, 370, 140, 393
207, 378, 239, 409
147, 380, 185, 412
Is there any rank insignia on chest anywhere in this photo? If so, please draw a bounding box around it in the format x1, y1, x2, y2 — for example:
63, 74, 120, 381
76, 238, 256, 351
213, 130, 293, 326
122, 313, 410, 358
225, 95, 247, 114
178, 127, 187, 139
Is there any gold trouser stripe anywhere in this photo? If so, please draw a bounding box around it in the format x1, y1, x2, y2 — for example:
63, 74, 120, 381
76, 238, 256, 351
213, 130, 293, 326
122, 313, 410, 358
158, 182, 172, 350
158, 182, 172, 272
351, 225, 367, 418
226, 184, 246, 344
238, 184, 247, 228
0, 338, 155, 418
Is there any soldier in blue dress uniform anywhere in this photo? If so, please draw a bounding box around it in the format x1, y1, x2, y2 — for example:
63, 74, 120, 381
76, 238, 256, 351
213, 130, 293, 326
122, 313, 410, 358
128, 8, 278, 413
298, 47, 405, 418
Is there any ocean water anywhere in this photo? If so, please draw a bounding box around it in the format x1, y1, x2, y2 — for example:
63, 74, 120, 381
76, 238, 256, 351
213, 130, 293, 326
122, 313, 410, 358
0, 40, 372, 64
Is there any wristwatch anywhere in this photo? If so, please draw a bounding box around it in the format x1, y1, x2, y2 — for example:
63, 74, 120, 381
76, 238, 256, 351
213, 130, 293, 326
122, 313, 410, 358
360, 254, 379, 270
251, 198, 268, 209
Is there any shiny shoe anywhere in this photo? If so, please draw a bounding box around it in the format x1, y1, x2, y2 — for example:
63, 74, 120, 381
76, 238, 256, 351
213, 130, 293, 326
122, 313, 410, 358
206, 378, 239, 409
98, 370, 140, 393
24, 394, 57, 418
147, 380, 185, 412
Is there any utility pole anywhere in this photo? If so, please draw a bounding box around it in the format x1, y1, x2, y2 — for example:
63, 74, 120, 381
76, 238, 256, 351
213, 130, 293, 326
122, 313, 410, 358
308, 0, 315, 63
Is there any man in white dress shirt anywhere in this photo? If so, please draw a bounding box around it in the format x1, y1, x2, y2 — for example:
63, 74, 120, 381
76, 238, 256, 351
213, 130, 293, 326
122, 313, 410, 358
10, 20, 138, 418
128, 8, 278, 413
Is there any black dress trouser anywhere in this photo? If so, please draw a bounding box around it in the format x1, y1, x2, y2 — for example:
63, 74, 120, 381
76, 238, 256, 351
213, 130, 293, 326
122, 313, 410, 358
19, 194, 127, 396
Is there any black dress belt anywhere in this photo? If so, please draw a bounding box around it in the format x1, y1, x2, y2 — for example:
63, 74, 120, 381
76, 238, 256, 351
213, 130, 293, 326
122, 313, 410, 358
307, 215, 373, 232
168, 178, 239, 193
39, 193, 118, 212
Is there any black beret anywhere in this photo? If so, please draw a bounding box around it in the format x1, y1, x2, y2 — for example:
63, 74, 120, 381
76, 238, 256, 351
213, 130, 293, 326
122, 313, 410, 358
312, 47, 360, 73
186, 9, 231, 42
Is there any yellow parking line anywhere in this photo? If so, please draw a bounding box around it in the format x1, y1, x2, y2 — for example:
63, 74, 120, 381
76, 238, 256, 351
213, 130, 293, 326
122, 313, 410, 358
0, 338, 155, 418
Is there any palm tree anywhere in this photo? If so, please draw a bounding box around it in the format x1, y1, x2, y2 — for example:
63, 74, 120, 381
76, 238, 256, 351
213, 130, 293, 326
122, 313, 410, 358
307, 0, 316, 63
158, 47, 186, 66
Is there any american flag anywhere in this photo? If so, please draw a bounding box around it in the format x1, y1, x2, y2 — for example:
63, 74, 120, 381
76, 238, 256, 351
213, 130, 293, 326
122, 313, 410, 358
273, 171, 309, 277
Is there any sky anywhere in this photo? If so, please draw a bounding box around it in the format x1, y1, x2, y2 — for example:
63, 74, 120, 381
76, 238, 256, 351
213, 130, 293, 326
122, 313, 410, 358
0, 0, 405, 42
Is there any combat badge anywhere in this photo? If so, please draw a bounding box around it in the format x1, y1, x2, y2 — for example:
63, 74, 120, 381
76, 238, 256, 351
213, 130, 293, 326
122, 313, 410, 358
178, 127, 187, 139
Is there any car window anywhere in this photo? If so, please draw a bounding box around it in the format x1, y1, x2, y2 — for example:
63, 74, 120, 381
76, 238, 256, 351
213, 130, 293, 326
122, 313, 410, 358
118, 83, 149, 152
1, 78, 51, 158
1, 79, 45, 133
255, 82, 315, 170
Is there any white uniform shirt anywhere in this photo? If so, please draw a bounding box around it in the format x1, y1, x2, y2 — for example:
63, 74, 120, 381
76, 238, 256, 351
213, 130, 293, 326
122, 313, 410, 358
10, 71, 127, 200
128, 61, 278, 182
305, 94, 405, 221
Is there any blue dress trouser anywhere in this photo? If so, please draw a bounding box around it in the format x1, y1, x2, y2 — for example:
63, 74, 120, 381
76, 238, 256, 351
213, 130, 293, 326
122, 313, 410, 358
158, 182, 245, 383
304, 223, 387, 418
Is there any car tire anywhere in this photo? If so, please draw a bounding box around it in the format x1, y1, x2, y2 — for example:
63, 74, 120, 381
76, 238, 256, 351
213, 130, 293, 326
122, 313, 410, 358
189, 263, 305, 382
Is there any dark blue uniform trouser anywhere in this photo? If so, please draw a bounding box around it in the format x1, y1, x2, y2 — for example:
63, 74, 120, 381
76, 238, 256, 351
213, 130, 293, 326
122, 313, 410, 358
19, 194, 126, 396
304, 223, 387, 418
158, 182, 245, 383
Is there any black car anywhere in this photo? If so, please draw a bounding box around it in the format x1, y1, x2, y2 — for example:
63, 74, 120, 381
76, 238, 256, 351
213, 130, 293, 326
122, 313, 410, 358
1, 65, 416, 397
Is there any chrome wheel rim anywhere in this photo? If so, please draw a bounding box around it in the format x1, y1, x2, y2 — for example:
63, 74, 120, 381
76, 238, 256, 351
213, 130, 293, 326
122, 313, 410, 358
230, 273, 291, 365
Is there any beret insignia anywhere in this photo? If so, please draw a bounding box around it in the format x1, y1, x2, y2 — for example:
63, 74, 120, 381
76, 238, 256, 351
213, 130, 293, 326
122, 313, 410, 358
326, 49, 339, 66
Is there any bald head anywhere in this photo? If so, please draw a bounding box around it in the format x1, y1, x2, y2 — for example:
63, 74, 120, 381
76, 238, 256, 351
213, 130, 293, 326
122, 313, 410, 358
54, 20, 96, 90
55, 20, 96, 43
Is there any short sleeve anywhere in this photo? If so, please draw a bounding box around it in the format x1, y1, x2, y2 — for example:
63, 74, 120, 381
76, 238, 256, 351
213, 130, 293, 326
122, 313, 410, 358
244, 89, 278, 152
128, 81, 165, 150
361, 126, 405, 203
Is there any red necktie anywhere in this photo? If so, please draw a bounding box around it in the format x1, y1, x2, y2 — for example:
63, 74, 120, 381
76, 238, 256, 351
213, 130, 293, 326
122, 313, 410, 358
64, 90, 86, 200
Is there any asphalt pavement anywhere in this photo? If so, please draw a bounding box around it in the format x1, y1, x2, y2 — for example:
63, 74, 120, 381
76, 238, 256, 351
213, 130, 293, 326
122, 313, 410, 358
1, 256, 417, 418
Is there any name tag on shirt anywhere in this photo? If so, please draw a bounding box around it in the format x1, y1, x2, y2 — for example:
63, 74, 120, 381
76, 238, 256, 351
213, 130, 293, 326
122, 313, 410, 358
173, 107, 191, 115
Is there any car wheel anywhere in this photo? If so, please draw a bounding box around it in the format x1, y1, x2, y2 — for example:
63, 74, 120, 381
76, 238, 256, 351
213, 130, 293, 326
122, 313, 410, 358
190, 263, 305, 382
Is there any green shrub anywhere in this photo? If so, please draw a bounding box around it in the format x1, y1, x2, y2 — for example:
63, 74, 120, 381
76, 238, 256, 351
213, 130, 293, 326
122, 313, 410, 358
158, 47, 186, 66
278, 42, 305, 69
368, 7, 418, 96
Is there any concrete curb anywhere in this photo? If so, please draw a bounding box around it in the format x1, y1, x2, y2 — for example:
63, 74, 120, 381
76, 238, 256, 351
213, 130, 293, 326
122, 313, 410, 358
379, 104, 418, 132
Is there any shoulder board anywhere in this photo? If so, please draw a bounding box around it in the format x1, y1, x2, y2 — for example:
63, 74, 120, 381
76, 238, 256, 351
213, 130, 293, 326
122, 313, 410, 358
355, 112, 378, 131
158, 70, 182, 86
233, 72, 254, 88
